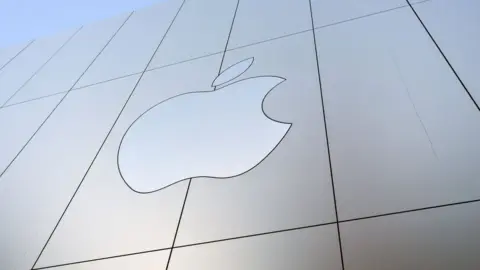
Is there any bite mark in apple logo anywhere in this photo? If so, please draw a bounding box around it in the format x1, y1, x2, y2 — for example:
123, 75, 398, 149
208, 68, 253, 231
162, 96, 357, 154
117, 57, 292, 194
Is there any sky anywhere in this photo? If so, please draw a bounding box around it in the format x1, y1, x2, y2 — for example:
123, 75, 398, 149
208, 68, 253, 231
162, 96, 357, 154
0, 0, 163, 48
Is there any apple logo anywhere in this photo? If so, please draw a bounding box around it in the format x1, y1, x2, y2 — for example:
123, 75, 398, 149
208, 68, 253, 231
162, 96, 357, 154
117, 57, 291, 193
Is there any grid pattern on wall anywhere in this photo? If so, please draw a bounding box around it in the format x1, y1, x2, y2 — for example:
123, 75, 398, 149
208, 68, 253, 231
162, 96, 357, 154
0, 0, 479, 269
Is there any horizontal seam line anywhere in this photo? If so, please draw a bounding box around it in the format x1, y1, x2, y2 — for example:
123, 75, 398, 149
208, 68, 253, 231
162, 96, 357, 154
32, 197, 480, 269
0, 3, 421, 110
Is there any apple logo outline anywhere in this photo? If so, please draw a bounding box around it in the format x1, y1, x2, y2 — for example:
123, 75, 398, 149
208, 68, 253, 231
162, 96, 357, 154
117, 57, 292, 194
211, 57, 254, 88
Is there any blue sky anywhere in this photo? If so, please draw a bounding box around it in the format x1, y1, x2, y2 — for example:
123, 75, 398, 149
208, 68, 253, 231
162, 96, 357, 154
0, 0, 163, 47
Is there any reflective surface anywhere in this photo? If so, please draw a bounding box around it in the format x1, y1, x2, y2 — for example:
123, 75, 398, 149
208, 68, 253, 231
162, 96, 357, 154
227, 0, 311, 48
170, 225, 342, 270
0, 29, 77, 106
0, 41, 31, 71
46, 250, 168, 270
1, 0, 479, 269
35, 55, 222, 267
148, 0, 237, 68
119, 71, 290, 193
6, 12, 130, 105
75, 0, 183, 88
311, 0, 405, 27
316, 7, 480, 221
0, 76, 139, 269
0, 95, 62, 175
176, 31, 336, 246
413, 0, 480, 105
342, 202, 480, 270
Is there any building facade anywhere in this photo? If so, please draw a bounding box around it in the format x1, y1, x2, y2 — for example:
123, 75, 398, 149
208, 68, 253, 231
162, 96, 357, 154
0, 0, 479, 269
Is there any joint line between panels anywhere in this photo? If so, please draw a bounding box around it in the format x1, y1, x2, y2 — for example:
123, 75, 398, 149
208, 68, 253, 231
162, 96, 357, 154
0, 1, 432, 112
0, 39, 35, 73
30, 197, 480, 270
215, 0, 240, 84
1, 26, 83, 108
172, 222, 337, 250
32, 247, 172, 270
308, 1, 345, 269
0, 13, 131, 184
28, 12, 135, 269
33, 221, 336, 270
165, 1, 240, 268
405, 0, 480, 111
165, 179, 191, 269
30, 1, 187, 267
30, 1, 186, 266
339, 198, 480, 223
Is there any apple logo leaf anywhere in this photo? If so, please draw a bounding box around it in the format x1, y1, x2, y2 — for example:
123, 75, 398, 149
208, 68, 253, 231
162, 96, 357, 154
212, 57, 254, 87
118, 57, 291, 194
